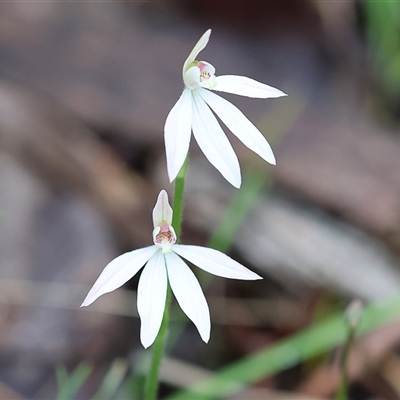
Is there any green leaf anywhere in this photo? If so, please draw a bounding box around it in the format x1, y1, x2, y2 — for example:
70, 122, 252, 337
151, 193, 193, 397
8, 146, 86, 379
56, 362, 92, 400
91, 359, 128, 400
166, 294, 400, 400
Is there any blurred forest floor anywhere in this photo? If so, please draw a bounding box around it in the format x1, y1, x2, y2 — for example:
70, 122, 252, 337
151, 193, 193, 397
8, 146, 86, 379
1, 1, 400, 399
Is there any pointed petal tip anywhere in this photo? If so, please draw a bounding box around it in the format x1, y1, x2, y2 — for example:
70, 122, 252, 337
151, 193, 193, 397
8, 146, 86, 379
244, 270, 263, 280
267, 151, 276, 166
266, 89, 287, 99
223, 172, 242, 189
167, 168, 178, 184
232, 180, 241, 189
80, 297, 92, 307
200, 329, 210, 344
274, 88, 288, 98
141, 341, 152, 349
235, 174, 242, 188
229, 173, 241, 188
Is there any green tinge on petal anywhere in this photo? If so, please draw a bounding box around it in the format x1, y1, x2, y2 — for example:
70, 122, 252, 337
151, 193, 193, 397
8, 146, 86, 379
152, 190, 173, 228
182, 29, 212, 77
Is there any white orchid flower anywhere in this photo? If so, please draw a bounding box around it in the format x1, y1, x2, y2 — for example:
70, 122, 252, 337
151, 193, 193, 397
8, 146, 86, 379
81, 190, 262, 348
164, 29, 287, 188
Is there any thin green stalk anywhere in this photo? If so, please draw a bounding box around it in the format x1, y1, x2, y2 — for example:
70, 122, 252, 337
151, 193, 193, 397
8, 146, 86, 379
144, 157, 189, 400
172, 156, 189, 240
335, 329, 354, 400
145, 288, 172, 400
208, 165, 271, 254
336, 300, 363, 400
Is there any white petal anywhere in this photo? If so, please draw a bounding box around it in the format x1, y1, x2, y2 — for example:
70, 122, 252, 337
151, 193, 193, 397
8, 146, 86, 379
199, 88, 276, 165
173, 244, 263, 280
192, 90, 241, 188
182, 29, 212, 76
184, 66, 201, 90
214, 75, 287, 98
164, 89, 192, 182
137, 250, 168, 348
81, 246, 159, 307
165, 252, 210, 343
152, 190, 173, 227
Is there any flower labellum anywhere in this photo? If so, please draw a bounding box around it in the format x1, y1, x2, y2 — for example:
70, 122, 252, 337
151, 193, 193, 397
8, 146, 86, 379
165, 29, 287, 188
81, 190, 262, 348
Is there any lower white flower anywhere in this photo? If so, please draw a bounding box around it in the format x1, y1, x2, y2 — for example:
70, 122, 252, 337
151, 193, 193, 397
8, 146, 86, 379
81, 190, 262, 348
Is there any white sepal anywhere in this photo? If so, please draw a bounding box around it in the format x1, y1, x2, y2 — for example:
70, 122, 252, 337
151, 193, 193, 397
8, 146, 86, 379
173, 244, 263, 280
81, 246, 158, 307
214, 75, 287, 98
199, 88, 276, 165
137, 250, 168, 348
164, 89, 193, 182
165, 251, 211, 343
183, 29, 212, 76
192, 90, 241, 188
152, 190, 173, 227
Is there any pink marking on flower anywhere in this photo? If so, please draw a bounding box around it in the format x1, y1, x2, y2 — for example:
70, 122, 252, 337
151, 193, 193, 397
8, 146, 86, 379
198, 62, 208, 72
198, 62, 214, 82
154, 222, 176, 248
160, 224, 170, 233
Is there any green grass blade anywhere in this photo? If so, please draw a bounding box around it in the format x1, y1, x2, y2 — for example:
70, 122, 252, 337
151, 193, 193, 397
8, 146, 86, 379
56, 362, 92, 400
208, 165, 271, 254
91, 359, 128, 400
166, 294, 400, 400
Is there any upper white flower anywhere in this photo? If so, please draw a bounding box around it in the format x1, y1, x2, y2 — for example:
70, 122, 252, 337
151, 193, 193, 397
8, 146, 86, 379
164, 29, 287, 188
81, 190, 262, 348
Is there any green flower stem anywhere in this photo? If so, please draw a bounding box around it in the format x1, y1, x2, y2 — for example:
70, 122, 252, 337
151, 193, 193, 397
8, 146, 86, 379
172, 156, 189, 240
144, 287, 172, 400
144, 156, 189, 400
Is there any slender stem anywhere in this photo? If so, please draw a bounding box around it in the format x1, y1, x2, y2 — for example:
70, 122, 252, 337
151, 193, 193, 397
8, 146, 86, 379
172, 156, 189, 241
144, 156, 189, 400
336, 299, 363, 400
335, 328, 354, 400
144, 287, 172, 400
